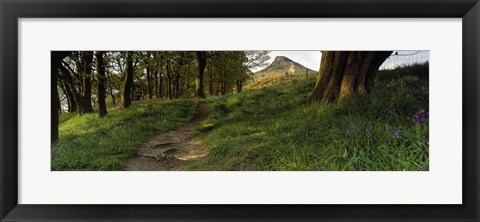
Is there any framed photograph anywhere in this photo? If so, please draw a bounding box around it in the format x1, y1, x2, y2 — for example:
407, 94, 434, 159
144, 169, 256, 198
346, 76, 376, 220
1, 0, 479, 221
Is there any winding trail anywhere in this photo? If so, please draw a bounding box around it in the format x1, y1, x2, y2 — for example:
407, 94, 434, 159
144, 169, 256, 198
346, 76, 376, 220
124, 103, 209, 171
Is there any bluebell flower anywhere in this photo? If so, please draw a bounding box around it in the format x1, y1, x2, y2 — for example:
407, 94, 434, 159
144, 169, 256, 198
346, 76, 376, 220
393, 126, 401, 139
413, 109, 428, 126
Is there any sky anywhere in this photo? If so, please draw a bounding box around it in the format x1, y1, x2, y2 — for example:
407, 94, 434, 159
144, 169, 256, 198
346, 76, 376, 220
251, 50, 430, 72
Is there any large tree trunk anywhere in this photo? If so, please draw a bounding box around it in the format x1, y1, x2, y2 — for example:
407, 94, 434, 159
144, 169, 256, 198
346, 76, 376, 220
96, 51, 108, 117
121, 52, 134, 108
195, 51, 207, 98
51, 52, 71, 144
309, 51, 392, 103
81, 51, 94, 113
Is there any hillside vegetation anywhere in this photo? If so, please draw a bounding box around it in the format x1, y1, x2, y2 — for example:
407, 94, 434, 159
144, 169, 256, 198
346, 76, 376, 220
191, 63, 429, 171
253, 56, 317, 81
54, 63, 429, 171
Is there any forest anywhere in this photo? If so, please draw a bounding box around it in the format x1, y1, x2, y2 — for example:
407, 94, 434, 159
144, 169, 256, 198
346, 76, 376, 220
51, 51, 429, 171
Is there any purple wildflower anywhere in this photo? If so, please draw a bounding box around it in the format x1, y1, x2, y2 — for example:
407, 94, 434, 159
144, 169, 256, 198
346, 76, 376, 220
393, 126, 401, 139
413, 109, 428, 126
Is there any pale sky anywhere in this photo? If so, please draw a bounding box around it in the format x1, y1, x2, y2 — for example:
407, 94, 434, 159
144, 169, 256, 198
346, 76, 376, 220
252, 50, 430, 72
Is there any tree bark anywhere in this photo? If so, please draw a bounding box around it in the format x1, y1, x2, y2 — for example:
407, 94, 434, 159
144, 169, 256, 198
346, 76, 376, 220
158, 54, 164, 98
153, 69, 158, 99
309, 51, 392, 103
60, 79, 77, 112
147, 68, 153, 100
59, 63, 84, 114
81, 51, 94, 113
166, 60, 173, 100
195, 51, 207, 98
236, 80, 243, 93
108, 77, 116, 105
96, 51, 108, 117
208, 63, 214, 96
121, 52, 134, 108
51, 51, 71, 144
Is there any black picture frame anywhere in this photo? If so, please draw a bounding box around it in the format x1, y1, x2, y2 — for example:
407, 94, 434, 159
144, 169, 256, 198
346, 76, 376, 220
1, 0, 479, 221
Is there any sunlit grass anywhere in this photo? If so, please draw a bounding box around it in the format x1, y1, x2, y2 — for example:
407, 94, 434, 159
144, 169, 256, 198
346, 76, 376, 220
52, 99, 198, 171
189, 63, 429, 171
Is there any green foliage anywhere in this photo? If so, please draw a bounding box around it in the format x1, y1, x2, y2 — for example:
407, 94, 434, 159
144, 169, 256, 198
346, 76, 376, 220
189, 63, 429, 171
52, 99, 198, 170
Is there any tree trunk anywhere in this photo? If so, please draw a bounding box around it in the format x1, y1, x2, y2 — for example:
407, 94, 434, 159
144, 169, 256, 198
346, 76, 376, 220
59, 63, 84, 114
195, 51, 207, 98
208, 63, 214, 96
236, 80, 243, 93
121, 52, 134, 108
153, 70, 159, 98
309, 51, 392, 103
158, 54, 164, 98
108, 77, 116, 105
175, 74, 180, 99
59, 80, 73, 112
51, 52, 70, 144
60, 79, 77, 112
159, 73, 164, 99
166, 60, 173, 100
81, 51, 94, 113
147, 68, 153, 99
96, 51, 108, 117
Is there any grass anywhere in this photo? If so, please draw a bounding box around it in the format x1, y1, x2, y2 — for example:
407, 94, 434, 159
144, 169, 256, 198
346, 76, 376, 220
54, 63, 429, 171
53, 99, 198, 170
244, 73, 316, 90
189, 63, 429, 171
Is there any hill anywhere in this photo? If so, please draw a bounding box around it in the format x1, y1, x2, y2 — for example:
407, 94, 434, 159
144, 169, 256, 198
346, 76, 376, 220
253, 56, 317, 81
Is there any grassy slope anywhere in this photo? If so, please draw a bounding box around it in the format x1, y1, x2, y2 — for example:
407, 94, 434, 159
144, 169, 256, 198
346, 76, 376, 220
53, 99, 198, 170
253, 56, 317, 81
191, 63, 429, 171
244, 73, 316, 90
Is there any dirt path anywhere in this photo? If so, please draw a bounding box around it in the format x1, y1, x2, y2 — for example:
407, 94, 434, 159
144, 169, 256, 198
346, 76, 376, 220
124, 103, 209, 171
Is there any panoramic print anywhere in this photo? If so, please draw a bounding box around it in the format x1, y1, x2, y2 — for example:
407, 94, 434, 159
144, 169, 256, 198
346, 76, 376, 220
51, 50, 429, 171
